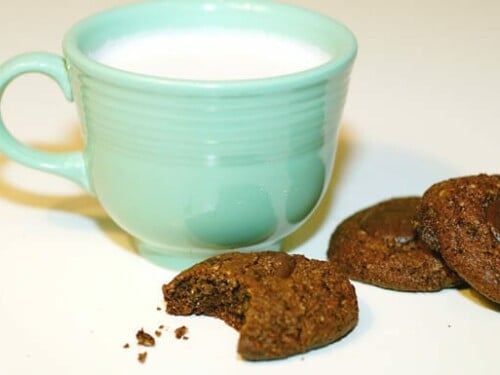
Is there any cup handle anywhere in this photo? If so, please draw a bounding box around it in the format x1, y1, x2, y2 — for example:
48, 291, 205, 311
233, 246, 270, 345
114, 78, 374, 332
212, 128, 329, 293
0, 52, 91, 193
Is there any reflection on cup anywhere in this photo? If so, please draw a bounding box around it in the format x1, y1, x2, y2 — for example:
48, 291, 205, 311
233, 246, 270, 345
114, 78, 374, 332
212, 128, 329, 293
186, 183, 278, 248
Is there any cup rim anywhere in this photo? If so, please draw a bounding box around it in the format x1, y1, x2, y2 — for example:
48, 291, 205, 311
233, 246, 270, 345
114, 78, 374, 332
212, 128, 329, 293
63, 0, 357, 93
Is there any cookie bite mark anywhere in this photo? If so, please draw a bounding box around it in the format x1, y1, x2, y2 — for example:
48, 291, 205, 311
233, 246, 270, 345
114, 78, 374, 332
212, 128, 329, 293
162, 273, 251, 330
163, 251, 358, 360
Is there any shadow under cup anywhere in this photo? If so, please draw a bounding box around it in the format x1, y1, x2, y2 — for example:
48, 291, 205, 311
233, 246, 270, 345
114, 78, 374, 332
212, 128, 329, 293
62, 0, 357, 266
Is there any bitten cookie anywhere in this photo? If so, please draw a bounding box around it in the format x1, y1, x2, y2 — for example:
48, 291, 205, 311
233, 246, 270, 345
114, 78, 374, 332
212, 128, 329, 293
417, 174, 500, 303
327, 197, 463, 291
162, 251, 358, 361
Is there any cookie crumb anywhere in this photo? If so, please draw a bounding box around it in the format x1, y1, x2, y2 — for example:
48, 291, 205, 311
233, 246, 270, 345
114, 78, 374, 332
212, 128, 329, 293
136, 328, 156, 347
123, 343, 130, 349
154, 330, 162, 338
137, 351, 147, 363
156, 306, 162, 311
174, 325, 188, 339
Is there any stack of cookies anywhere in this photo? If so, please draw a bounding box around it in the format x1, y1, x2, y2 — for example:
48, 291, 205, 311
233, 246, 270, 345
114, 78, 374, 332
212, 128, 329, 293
328, 174, 499, 303
161, 173, 498, 361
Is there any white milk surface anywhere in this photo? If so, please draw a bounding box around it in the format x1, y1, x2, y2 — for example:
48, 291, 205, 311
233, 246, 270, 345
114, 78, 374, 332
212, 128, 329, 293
90, 30, 331, 80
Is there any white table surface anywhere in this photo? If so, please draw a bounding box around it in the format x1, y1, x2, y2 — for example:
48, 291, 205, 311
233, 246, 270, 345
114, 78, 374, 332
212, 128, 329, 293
0, 1, 498, 374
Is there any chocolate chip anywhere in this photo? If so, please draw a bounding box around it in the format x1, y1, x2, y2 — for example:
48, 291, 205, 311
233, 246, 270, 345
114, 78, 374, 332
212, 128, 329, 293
272, 252, 296, 278
360, 203, 416, 243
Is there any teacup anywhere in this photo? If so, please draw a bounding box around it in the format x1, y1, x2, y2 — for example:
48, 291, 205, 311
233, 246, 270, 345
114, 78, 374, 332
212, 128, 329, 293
0, 0, 357, 267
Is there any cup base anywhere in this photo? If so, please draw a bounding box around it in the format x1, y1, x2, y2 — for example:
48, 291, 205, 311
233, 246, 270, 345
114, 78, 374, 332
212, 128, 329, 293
136, 240, 283, 271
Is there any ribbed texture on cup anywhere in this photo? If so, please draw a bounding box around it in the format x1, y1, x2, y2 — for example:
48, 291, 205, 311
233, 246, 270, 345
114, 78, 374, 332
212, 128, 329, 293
73, 72, 351, 166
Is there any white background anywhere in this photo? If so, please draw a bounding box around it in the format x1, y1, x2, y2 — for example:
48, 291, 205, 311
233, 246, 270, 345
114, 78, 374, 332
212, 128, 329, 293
0, 1, 498, 374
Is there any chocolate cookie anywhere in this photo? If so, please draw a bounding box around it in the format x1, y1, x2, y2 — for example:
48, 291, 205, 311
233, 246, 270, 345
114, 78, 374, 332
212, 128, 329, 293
162, 251, 358, 361
327, 197, 463, 291
417, 174, 500, 303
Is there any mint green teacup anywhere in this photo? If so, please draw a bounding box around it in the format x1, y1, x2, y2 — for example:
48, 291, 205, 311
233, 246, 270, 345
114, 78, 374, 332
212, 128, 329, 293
0, 0, 356, 267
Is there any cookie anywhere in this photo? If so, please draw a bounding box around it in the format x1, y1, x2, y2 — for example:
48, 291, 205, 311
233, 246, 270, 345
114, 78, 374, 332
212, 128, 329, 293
417, 174, 500, 303
162, 251, 358, 361
327, 197, 463, 291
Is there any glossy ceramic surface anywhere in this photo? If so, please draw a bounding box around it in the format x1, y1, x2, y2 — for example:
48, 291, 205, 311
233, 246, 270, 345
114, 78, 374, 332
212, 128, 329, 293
0, 0, 356, 263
